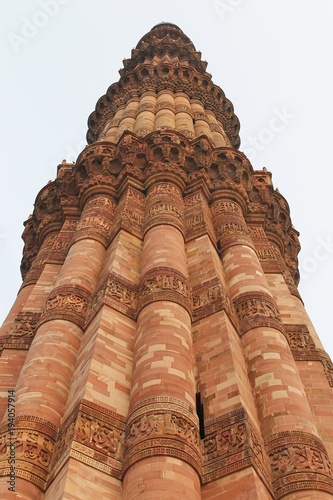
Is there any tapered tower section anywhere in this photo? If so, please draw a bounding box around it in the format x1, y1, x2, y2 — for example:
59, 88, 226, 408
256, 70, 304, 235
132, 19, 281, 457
1, 23, 333, 499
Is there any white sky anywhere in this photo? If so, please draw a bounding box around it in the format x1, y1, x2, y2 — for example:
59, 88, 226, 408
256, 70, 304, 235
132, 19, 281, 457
1, 0, 332, 359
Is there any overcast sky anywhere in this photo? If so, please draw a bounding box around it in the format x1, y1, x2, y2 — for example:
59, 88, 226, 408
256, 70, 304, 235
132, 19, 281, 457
1, 0, 332, 359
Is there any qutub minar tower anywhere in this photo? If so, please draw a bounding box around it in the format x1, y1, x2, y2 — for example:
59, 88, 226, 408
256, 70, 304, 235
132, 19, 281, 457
1, 22, 333, 499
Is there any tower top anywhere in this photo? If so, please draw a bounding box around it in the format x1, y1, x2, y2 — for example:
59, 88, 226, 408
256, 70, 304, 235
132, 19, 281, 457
86, 24, 241, 148
151, 22, 182, 30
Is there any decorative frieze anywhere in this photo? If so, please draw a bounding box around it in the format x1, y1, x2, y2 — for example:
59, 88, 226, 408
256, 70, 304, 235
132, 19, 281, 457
144, 181, 185, 233
191, 278, 236, 325
138, 267, 190, 314
210, 200, 243, 217
111, 187, 145, 239
213, 213, 254, 252
0, 312, 41, 352
105, 274, 138, 319
41, 285, 91, 328
202, 407, 271, 489
266, 431, 333, 498
72, 194, 116, 246
234, 292, 283, 336
87, 274, 138, 322
284, 324, 333, 387
123, 397, 201, 477
50, 400, 126, 484
0, 416, 58, 491
148, 183, 182, 197
23, 233, 59, 285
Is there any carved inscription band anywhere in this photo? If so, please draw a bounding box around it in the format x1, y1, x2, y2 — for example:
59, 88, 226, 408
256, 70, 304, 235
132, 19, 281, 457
0, 416, 58, 490
284, 324, 333, 387
234, 291, 283, 336
41, 285, 92, 329
144, 182, 184, 233
50, 400, 126, 485
202, 407, 271, 490
138, 267, 191, 314
0, 312, 41, 352
266, 431, 333, 498
123, 397, 201, 478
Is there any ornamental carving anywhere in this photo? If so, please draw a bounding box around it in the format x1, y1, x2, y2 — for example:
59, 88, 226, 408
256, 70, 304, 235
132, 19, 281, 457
137, 102, 155, 114
124, 397, 201, 477
202, 407, 270, 489
322, 358, 333, 387
128, 187, 145, 205
86, 195, 116, 209
184, 192, 203, 207
1, 312, 41, 351
50, 400, 126, 483
0, 417, 57, 490
87, 274, 138, 322
77, 216, 111, 233
62, 219, 79, 231
175, 103, 192, 114
125, 411, 199, 448
234, 292, 283, 336
216, 222, 248, 237
148, 183, 182, 197
106, 277, 138, 308
210, 200, 242, 216
284, 325, 333, 387
45, 293, 88, 314
75, 413, 123, 459
267, 431, 333, 498
202, 422, 247, 463
257, 246, 280, 260
138, 268, 190, 313
191, 279, 236, 324
42, 286, 91, 328
140, 274, 189, 297
121, 209, 144, 227
146, 203, 183, 220
284, 324, 316, 351
155, 100, 174, 112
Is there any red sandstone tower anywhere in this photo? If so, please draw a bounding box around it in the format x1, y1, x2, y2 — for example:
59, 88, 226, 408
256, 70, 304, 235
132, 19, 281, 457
1, 23, 333, 499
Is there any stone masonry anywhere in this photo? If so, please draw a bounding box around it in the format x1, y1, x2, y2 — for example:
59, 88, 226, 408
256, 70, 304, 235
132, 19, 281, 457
0, 23, 333, 499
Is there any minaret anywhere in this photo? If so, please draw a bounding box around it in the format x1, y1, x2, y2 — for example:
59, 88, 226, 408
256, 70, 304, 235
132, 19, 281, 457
1, 23, 333, 499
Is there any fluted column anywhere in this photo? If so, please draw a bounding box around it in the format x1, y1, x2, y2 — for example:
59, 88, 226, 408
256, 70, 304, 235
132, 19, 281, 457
134, 91, 156, 136
191, 100, 213, 140
1, 192, 116, 497
116, 98, 139, 139
211, 193, 333, 499
175, 92, 195, 139
155, 90, 175, 130
122, 176, 201, 500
